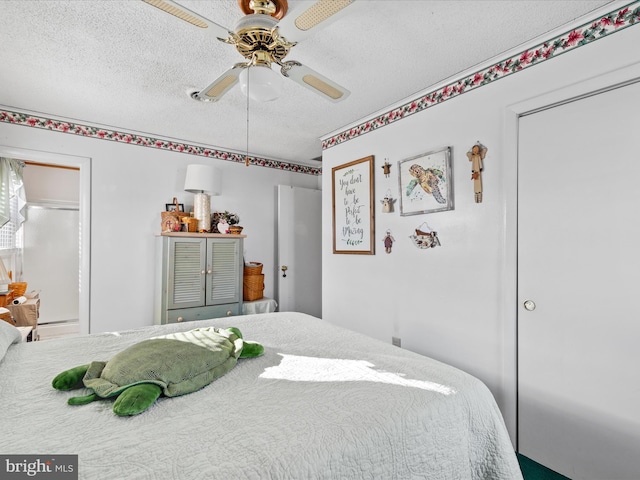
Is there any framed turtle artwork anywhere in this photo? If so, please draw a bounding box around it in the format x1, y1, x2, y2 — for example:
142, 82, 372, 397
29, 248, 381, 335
398, 147, 453, 216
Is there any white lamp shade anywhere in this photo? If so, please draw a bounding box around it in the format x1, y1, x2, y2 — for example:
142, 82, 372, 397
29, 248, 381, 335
184, 164, 220, 195
239, 65, 283, 102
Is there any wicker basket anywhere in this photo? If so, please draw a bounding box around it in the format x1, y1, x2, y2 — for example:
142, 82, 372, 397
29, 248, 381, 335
244, 262, 263, 276
0, 309, 13, 325
9, 282, 27, 297
243, 273, 264, 301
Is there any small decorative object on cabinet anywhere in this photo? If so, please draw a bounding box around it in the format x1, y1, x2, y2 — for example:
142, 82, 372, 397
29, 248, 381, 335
155, 232, 245, 324
213, 211, 240, 234
161, 197, 183, 233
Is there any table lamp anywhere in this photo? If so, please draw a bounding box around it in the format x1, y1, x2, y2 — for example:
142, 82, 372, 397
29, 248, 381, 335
184, 164, 220, 232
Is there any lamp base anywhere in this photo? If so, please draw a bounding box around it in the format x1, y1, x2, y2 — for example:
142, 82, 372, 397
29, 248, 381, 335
193, 192, 211, 232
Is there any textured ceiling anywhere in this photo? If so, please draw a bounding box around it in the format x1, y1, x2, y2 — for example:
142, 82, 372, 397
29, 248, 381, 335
0, 0, 613, 166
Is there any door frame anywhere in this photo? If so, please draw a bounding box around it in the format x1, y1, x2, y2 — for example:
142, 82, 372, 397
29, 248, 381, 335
500, 62, 640, 445
0, 145, 91, 335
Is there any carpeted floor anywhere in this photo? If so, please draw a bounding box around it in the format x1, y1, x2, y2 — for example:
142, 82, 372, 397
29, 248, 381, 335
517, 454, 571, 480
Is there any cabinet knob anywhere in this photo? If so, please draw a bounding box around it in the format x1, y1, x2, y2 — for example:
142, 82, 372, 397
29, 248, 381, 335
201, 270, 206, 275
177, 316, 184, 322
226, 310, 232, 316
207, 269, 213, 274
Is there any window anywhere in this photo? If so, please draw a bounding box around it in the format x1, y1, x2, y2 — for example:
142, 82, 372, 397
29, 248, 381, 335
0, 159, 25, 279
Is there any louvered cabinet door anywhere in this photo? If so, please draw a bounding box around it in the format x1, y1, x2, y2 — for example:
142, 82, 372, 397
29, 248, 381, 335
205, 238, 242, 306
167, 237, 206, 309
156, 234, 245, 324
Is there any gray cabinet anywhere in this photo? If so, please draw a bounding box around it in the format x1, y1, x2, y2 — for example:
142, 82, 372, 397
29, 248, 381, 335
155, 233, 244, 324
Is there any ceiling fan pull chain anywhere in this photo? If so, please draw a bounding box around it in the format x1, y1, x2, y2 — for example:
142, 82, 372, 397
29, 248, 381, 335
245, 67, 250, 167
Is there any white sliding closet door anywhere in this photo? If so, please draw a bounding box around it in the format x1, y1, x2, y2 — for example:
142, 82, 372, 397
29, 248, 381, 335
518, 80, 640, 479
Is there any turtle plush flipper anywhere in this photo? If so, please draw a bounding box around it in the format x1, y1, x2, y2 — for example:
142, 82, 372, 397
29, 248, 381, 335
68, 393, 99, 405
52, 365, 90, 391
240, 341, 264, 358
226, 327, 264, 358
113, 384, 162, 416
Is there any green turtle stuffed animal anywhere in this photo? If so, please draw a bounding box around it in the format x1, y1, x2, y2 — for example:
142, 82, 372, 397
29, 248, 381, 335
52, 327, 263, 416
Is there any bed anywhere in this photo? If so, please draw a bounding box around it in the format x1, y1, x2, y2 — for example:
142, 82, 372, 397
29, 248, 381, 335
0, 312, 522, 479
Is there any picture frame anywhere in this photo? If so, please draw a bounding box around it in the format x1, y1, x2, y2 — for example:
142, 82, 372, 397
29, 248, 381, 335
165, 203, 184, 212
398, 147, 453, 216
332, 155, 375, 255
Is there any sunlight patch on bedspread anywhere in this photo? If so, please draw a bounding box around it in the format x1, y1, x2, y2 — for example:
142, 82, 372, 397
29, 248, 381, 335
260, 354, 455, 395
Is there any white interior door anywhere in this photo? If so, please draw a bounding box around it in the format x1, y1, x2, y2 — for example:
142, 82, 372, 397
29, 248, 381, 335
518, 81, 640, 479
277, 185, 322, 317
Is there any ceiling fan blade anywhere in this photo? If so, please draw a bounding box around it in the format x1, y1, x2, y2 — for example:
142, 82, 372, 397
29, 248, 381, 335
141, 0, 231, 40
195, 65, 245, 102
281, 62, 350, 103
278, 0, 359, 41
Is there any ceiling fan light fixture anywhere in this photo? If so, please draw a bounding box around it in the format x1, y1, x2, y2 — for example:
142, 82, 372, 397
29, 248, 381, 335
239, 65, 282, 102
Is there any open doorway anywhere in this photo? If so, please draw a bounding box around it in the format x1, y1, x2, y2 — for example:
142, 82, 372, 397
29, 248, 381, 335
0, 145, 90, 337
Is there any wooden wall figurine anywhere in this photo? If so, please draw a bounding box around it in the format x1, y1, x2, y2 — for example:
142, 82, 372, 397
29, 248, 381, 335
382, 230, 395, 253
467, 142, 488, 203
381, 160, 392, 177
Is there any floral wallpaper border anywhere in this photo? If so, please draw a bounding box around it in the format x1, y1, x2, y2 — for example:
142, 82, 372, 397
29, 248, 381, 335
1, 3, 638, 175
0, 109, 321, 176
322, 2, 640, 151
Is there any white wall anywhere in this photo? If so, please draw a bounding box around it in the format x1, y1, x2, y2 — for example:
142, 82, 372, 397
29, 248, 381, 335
322, 18, 640, 442
0, 124, 319, 334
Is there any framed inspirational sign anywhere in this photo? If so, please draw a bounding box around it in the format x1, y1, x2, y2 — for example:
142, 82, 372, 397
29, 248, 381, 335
332, 155, 375, 255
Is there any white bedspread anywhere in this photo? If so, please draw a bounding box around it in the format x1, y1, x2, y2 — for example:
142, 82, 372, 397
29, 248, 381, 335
0, 312, 522, 479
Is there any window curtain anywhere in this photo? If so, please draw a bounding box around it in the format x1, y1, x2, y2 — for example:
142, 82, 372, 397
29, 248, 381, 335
0, 157, 26, 229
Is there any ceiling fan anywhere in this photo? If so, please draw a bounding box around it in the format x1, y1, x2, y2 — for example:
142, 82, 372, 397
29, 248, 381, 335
142, 0, 355, 103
